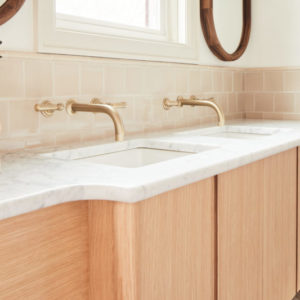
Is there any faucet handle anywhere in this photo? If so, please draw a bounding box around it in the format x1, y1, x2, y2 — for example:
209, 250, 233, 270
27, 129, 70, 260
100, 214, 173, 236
35, 100, 64, 118
91, 98, 127, 108
163, 97, 182, 110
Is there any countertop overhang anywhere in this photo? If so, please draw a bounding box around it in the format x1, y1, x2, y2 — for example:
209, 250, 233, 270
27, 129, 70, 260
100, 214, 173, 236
1, 119, 300, 221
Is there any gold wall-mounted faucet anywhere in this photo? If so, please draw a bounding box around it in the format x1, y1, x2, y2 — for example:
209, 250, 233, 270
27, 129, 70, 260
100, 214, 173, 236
163, 95, 225, 126
66, 98, 126, 142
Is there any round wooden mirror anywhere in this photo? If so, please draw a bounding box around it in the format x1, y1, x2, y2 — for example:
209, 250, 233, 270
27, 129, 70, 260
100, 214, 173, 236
0, 0, 25, 25
200, 0, 251, 61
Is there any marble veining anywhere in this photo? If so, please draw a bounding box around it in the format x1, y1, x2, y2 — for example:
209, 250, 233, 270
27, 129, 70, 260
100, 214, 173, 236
1, 120, 300, 221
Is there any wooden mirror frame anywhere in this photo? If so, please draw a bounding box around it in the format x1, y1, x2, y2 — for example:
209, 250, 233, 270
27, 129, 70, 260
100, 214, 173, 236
0, 0, 25, 25
200, 0, 251, 61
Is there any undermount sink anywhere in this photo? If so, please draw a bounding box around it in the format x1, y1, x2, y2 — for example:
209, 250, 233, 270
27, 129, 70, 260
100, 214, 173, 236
176, 126, 283, 140
41, 140, 217, 168
78, 147, 194, 168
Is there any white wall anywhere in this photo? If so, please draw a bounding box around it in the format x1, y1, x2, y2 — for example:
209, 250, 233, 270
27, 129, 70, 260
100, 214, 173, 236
0, 0, 34, 51
239, 0, 300, 67
1, 0, 300, 67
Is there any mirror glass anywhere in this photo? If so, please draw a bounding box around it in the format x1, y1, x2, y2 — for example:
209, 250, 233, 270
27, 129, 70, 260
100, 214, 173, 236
0, 0, 7, 7
213, 0, 243, 53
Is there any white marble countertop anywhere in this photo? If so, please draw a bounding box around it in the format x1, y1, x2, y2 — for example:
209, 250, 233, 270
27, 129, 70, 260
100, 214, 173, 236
1, 119, 300, 221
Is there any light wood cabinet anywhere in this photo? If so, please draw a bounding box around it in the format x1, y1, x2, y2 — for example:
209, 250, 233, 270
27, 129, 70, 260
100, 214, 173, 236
0, 179, 215, 300
0, 148, 298, 300
0, 201, 89, 299
89, 178, 216, 300
218, 148, 297, 300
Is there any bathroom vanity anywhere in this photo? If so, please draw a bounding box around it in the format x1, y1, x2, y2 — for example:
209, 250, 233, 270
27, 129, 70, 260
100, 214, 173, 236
0, 121, 299, 300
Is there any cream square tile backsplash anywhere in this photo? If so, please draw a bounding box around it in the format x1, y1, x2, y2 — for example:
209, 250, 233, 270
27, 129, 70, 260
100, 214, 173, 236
0, 52, 245, 151
243, 68, 300, 121
3, 53, 300, 152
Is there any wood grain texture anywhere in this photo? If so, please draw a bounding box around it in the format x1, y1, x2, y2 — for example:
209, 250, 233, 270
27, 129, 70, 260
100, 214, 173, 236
200, 0, 251, 61
89, 178, 216, 300
263, 149, 297, 300
0, 0, 25, 25
135, 178, 215, 300
218, 148, 297, 300
0, 201, 89, 300
89, 200, 137, 300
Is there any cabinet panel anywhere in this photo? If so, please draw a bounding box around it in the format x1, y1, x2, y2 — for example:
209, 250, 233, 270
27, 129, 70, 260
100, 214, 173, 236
218, 148, 297, 300
89, 178, 216, 300
0, 201, 89, 299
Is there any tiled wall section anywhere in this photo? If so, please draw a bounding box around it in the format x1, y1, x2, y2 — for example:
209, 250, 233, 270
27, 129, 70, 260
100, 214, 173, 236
0, 52, 244, 151
243, 69, 300, 120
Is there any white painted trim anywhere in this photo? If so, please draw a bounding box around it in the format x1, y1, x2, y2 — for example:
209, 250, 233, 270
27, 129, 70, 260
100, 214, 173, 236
37, 0, 199, 64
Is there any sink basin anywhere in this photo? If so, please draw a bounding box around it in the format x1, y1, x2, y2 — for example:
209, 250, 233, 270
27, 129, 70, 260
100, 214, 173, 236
79, 147, 194, 168
41, 140, 217, 168
176, 126, 282, 140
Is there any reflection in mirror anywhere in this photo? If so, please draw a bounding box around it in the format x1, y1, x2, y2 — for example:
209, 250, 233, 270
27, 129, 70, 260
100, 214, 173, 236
0, 0, 7, 7
213, 0, 243, 54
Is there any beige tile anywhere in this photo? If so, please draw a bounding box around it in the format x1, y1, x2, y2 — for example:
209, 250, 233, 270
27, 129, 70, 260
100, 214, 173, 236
238, 93, 254, 112
200, 70, 213, 92
294, 94, 300, 113
152, 96, 170, 121
284, 71, 300, 91
55, 131, 82, 145
132, 98, 150, 123
54, 62, 79, 96
215, 95, 228, 114
25, 134, 56, 149
264, 71, 283, 91
10, 100, 39, 135
274, 93, 295, 113
0, 137, 26, 151
0, 58, 24, 98
68, 110, 95, 130
254, 93, 274, 112
281, 113, 300, 121
25, 60, 53, 98
175, 69, 189, 94
104, 65, 126, 95
262, 112, 283, 120
233, 71, 243, 92
125, 67, 145, 94
80, 128, 110, 143
223, 71, 233, 92
244, 72, 263, 91
228, 94, 237, 113
81, 64, 102, 95
0, 101, 9, 136
39, 109, 69, 133
245, 112, 263, 119
189, 70, 202, 94
144, 67, 176, 95
212, 70, 223, 92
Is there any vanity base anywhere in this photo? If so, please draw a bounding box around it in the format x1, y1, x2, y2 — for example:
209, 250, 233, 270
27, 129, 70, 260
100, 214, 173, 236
0, 179, 215, 300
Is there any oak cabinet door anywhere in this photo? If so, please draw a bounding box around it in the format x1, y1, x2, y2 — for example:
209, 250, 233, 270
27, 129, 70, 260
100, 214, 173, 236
218, 148, 297, 300
89, 178, 216, 300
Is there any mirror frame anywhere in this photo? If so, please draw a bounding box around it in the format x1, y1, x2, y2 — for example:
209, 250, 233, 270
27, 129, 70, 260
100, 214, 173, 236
200, 0, 251, 61
0, 0, 25, 25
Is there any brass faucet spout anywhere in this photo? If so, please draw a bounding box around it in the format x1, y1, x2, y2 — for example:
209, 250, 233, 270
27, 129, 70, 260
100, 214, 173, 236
182, 97, 225, 126
66, 100, 125, 142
